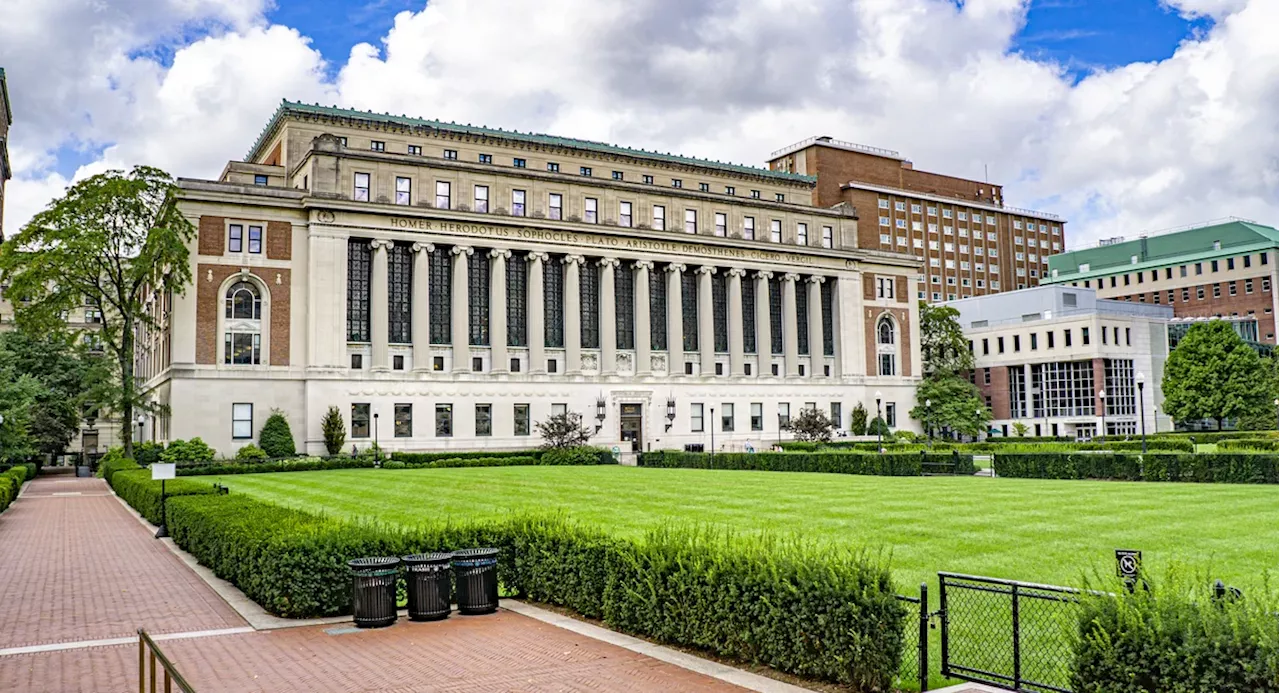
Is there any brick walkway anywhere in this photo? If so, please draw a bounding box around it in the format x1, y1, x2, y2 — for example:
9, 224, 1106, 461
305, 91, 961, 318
0, 476, 753, 692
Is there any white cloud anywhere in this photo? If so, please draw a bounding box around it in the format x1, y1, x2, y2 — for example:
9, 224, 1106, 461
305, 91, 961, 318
0, 0, 1275, 249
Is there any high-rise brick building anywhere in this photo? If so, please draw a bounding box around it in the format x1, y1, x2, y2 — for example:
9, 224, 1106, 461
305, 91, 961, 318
766, 136, 1066, 302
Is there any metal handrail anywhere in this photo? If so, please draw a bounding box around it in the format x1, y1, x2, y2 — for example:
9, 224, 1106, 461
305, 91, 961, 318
138, 628, 196, 693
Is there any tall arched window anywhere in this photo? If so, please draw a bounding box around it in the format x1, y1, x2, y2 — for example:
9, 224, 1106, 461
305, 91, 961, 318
876, 315, 896, 376
224, 281, 262, 365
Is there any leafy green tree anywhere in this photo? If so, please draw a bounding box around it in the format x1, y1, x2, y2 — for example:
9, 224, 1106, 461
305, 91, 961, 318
536, 412, 593, 449
0, 368, 41, 461
867, 416, 891, 438
910, 375, 990, 438
0, 166, 196, 458
786, 408, 834, 442
919, 300, 974, 376
1162, 321, 1276, 430
849, 403, 868, 436
321, 406, 346, 455
1012, 422, 1029, 437
258, 410, 297, 458
160, 437, 215, 463
0, 330, 106, 456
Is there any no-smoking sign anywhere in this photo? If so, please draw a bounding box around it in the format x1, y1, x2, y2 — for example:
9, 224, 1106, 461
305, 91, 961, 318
1115, 549, 1142, 579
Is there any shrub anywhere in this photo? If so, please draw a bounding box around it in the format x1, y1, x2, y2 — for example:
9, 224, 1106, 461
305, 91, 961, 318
134, 440, 164, 467
389, 449, 541, 465
235, 444, 269, 461
539, 446, 612, 466
382, 460, 406, 469
108, 468, 217, 524
99, 454, 142, 483
849, 403, 868, 436
638, 450, 974, 476
258, 410, 297, 458
787, 408, 834, 442
1218, 438, 1280, 452
161, 438, 215, 464
177, 456, 376, 477
536, 411, 593, 449
1073, 574, 1278, 692
994, 452, 1277, 484
421, 456, 539, 469
0, 465, 31, 513
321, 406, 346, 456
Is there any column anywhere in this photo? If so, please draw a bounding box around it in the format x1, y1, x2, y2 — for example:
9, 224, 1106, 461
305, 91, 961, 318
697, 266, 716, 375
1024, 363, 1034, 424
727, 268, 745, 377
754, 271, 773, 378
599, 258, 619, 375
450, 246, 472, 373
489, 249, 510, 374
783, 273, 800, 376
830, 276, 843, 377
370, 239, 393, 371
410, 242, 434, 372
634, 261, 652, 376
564, 255, 583, 374
844, 273, 866, 376
666, 264, 685, 373
807, 276, 825, 378
527, 252, 547, 374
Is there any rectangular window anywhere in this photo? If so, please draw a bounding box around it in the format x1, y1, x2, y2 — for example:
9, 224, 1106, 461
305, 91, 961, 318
672, 178, 683, 188
1246, 279, 1254, 293
796, 222, 808, 245
616, 201, 632, 227
232, 403, 253, 439
1195, 262, 1203, 275
1064, 329, 1073, 347
776, 193, 785, 202
1213, 284, 1222, 298
1211, 259, 1219, 272
513, 157, 526, 168
997, 336, 1005, 354
475, 404, 492, 436
514, 404, 530, 436
1244, 255, 1251, 268
770, 219, 782, 243
370, 140, 384, 152
714, 212, 727, 236
474, 185, 489, 213
580, 166, 592, 177
652, 205, 665, 230
253, 174, 268, 186
1262, 252, 1270, 265
353, 172, 370, 201
778, 402, 790, 428
685, 209, 697, 234
435, 404, 453, 437
1082, 327, 1091, 345
584, 197, 598, 223
885, 402, 896, 428
642, 174, 654, 185
407, 145, 422, 155
725, 185, 735, 195
512, 189, 526, 216
1197, 286, 1205, 299
612, 170, 624, 181
750, 403, 763, 431
982, 338, 989, 355
549, 193, 563, 220
743, 216, 755, 240
822, 226, 833, 248
351, 403, 370, 439
395, 176, 411, 205
877, 277, 895, 299
1013, 335, 1021, 352
443, 149, 457, 159
721, 403, 734, 432
435, 181, 451, 209
699, 182, 710, 192
691, 403, 704, 432
228, 224, 243, 253
546, 162, 559, 172
394, 404, 412, 437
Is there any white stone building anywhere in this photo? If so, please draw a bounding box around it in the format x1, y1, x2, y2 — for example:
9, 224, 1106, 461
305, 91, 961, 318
137, 102, 924, 457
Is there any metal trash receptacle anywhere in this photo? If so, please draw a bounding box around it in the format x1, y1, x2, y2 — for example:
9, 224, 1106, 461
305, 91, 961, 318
451, 548, 499, 615
348, 557, 400, 628
402, 553, 453, 621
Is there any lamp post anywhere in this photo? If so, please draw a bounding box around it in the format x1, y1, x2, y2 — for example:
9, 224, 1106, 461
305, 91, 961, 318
1098, 389, 1108, 439
1136, 372, 1147, 453
976, 407, 983, 442
710, 407, 715, 464
136, 414, 146, 446
925, 399, 932, 448
874, 390, 883, 454
372, 411, 379, 461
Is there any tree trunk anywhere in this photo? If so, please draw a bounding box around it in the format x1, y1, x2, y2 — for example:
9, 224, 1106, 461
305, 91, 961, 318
120, 317, 135, 459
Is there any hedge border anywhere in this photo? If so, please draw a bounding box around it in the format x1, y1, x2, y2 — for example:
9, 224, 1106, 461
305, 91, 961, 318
993, 452, 1278, 484
638, 450, 976, 476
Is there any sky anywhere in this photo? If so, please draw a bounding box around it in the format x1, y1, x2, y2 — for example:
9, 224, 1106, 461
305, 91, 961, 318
0, 0, 1275, 250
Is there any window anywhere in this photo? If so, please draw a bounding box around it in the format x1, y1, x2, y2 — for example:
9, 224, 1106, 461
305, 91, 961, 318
880, 216, 890, 227
407, 145, 422, 155
885, 403, 896, 428
775, 193, 785, 202
224, 281, 262, 365
796, 223, 808, 245
474, 185, 489, 213
652, 205, 665, 230
1197, 286, 1205, 300
393, 355, 404, 370
1013, 335, 1021, 352
1102, 327, 1108, 344
751, 190, 761, 199
1047, 331, 1055, 348
691, 403, 705, 432
1211, 259, 1219, 272
715, 212, 727, 236
435, 181, 451, 209
619, 201, 633, 227
513, 157, 526, 168
353, 172, 370, 201
877, 317, 896, 376
672, 178, 683, 188
685, 209, 697, 234
549, 193, 563, 220
1244, 255, 1251, 268
942, 209, 953, 219
351, 403, 370, 438
770, 219, 782, 243
642, 174, 654, 184
370, 140, 385, 152
1195, 262, 1203, 275
1246, 279, 1254, 293
232, 403, 253, 439
1064, 329, 1072, 347
1262, 252, 1270, 265
546, 162, 559, 172
724, 185, 735, 196
1030, 333, 1038, 350
435, 404, 452, 437
1213, 283, 1221, 298
512, 189, 526, 217
513, 404, 530, 436
721, 403, 734, 432
551, 403, 567, 416
580, 166, 592, 177
778, 402, 790, 428
474, 404, 492, 436
1082, 327, 1091, 345
997, 336, 1005, 353
750, 403, 763, 431
394, 404, 412, 437
1264, 277, 1272, 292
744, 216, 755, 240
444, 149, 457, 160
395, 177, 411, 205
228, 224, 243, 253
584, 197, 598, 223
253, 174, 268, 186
982, 338, 989, 355
1125, 328, 1131, 346
612, 170, 624, 181
877, 277, 895, 299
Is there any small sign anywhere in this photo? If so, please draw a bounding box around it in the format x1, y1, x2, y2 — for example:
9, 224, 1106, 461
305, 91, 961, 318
1115, 549, 1141, 579
151, 463, 176, 481
611, 445, 621, 461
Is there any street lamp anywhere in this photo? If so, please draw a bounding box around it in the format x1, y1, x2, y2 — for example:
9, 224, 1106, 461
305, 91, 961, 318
924, 399, 932, 448
1098, 389, 1108, 439
709, 406, 715, 464
976, 407, 983, 442
595, 395, 607, 433
1136, 372, 1147, 453
372, 411, 380, 461
874, 390, 883, 454
136, 414, 147, 445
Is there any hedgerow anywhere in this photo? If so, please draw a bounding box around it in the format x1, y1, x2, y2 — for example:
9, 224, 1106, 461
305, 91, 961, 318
994, 452, 1278, 484
109, 468, 218, 524
638, 450, 975, 476
0, 464, 32, 514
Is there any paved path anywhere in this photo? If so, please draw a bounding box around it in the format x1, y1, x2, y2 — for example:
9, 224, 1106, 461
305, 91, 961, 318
0, 476, 756, 692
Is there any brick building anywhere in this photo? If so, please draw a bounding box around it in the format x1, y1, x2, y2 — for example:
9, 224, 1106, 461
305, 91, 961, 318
1042, 219, 1280, 347
766, 136, 1066, 302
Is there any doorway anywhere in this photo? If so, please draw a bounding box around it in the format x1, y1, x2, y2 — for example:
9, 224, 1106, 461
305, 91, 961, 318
619, 403, 643, 452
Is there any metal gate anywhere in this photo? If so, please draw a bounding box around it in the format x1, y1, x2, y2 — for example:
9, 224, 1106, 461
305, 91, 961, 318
938, 573, 1082, 692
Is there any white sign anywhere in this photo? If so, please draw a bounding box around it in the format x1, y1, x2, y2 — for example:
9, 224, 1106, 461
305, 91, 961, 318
151, 463, 176, 481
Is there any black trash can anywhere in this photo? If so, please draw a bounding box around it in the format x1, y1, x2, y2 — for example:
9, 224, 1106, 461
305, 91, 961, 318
402, 553, 453, 621
451, 548, 499, 615
348, 557, 400, 628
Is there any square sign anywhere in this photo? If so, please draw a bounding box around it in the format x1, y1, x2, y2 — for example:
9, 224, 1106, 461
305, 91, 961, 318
151, 463, 176, 481
1115, 549, 1142, 579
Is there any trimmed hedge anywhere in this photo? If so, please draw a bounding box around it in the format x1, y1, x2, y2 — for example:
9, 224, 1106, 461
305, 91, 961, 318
994, 452, 1279, 484
638, 450, 975, 476
99, 454, 142, 484
159, 493, 905, 688
0, 464, 33, 514
178, 457, 377, 477
389, 449, 543, 464
109, 469, 218, 525
1143, 430, 1279, 443
1218, 438, 1280, 452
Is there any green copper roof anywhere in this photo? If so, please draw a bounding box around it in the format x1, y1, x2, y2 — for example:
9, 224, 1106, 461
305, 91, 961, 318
1043, 219, 1279, 283
248, 100, 816, 184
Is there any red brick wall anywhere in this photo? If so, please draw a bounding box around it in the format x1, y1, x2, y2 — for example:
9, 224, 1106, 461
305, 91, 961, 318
864, 307, 913, 377
196, 264, 291, 366
804, 145, 1002, 208
1113, 277, 1276, 343
989, 366, 1011, 419
198, 216, 224, 256
266, 221, 292, 260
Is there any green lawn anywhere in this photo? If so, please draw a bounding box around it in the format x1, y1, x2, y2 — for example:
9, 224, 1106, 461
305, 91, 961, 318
209, 465, 1277, 593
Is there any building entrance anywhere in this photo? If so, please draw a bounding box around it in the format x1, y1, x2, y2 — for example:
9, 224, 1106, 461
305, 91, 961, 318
619, 404, 643, 452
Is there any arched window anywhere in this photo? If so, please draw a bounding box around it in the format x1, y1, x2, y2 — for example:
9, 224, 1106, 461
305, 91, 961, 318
224, 281, 262, 365
878, 317, 895, 345
876, 316, 897, 376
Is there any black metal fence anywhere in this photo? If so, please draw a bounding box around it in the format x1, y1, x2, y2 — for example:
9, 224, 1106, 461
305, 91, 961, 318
895, 583, 931, 691
939, 572, 1083, 693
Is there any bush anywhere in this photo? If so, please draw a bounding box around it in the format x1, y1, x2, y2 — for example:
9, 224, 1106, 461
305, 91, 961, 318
156, 493, 904, 688
108, 468, 217, 524
0, 465, 32, 513
420, 456, 538, 469
134, 441, 164, 467
98, 453, 142, 483
161, 438, 216, 464
539, 446, 612, 466
321, 406, 346, 456
177, 456, 376, 477
994, 452, 1278, 484
258, 410, 297, 458
382, 460, 406, 469
235, 444, 269, 461
1218, 438, 1280, 452
1073, 574, 1278, 692
638, 450, 975, 476
390, 449, 541, 465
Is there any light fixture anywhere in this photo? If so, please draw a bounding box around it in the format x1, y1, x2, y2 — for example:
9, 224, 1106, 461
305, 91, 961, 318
595, 396, 606, 433
665, 397, 676, 431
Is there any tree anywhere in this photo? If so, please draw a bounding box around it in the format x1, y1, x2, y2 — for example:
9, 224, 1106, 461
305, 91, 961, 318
536, 411, 593, 449
919, 300, 974, 377
0, 166, 196, 458
0, 369, 41, 462
1162, 321, 1276, 430
321, 406, 346, 456
849, 403, 868, 436
787, 408, 834, 442
867, 416, 891, 437
1012, 422, 1029, 437
0, 330, 106, 456
258, 410, 297, 458
909, 375, 991, 439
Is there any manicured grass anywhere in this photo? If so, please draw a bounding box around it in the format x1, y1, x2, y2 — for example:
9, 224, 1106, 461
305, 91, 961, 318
210, 466, 1277, 593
